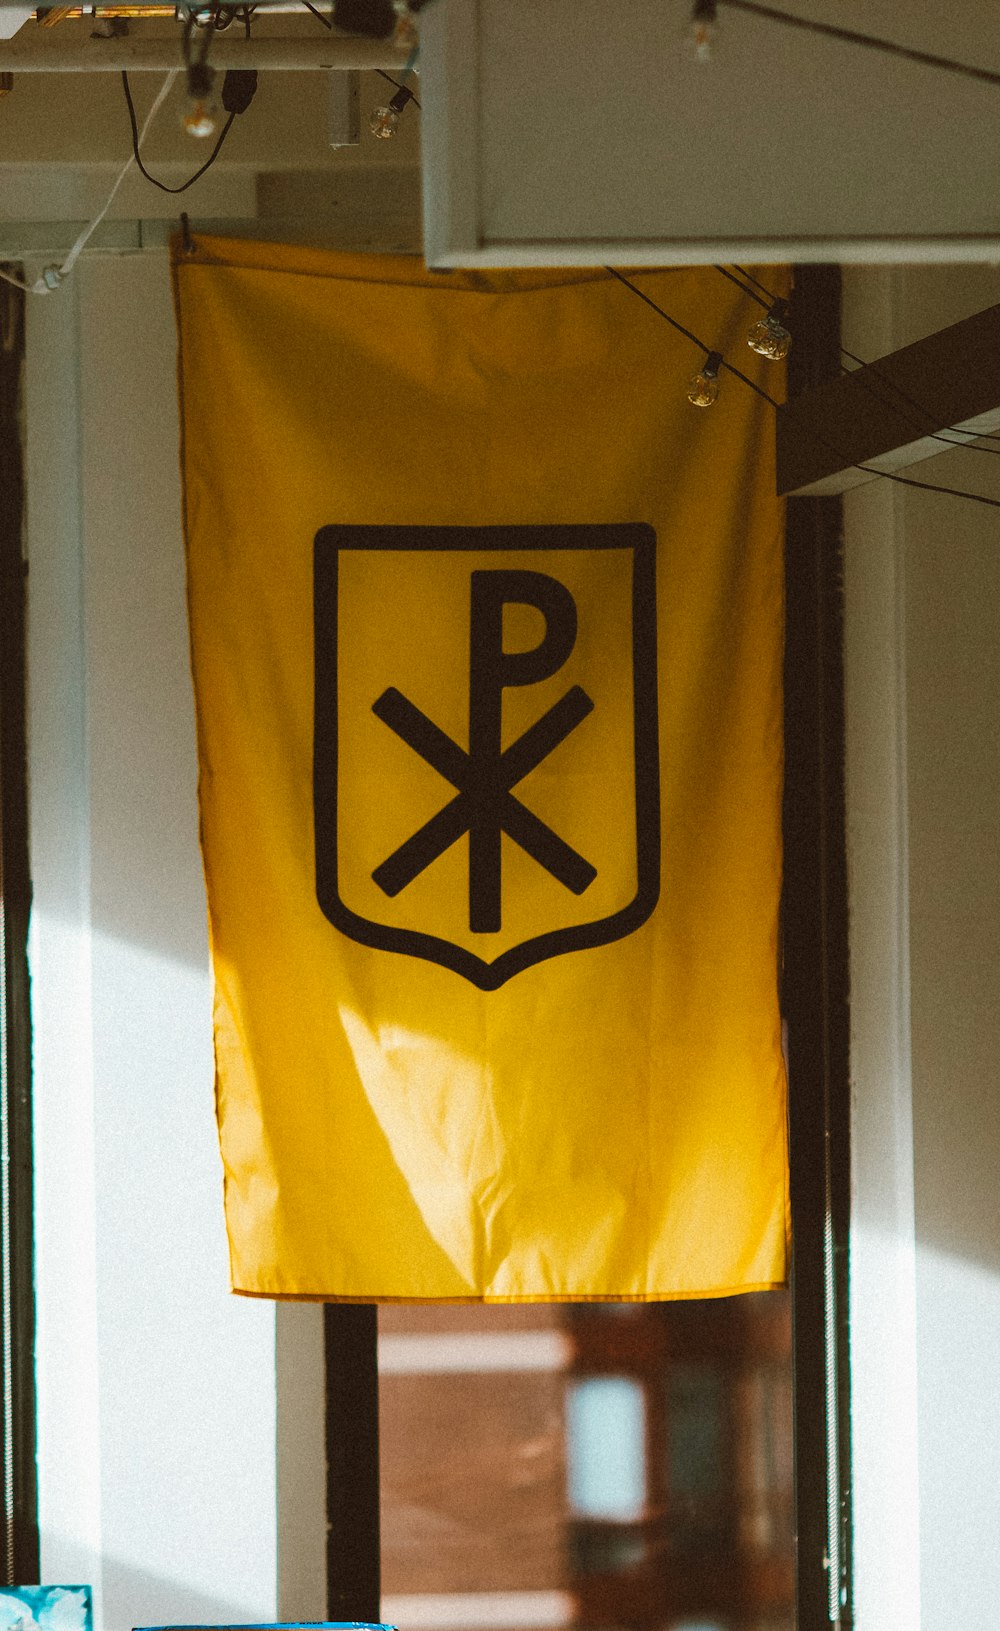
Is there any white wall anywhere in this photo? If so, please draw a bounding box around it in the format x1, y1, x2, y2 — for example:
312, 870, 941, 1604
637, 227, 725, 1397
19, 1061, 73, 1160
421, 0, 1000, 266
844, 267, 1000, 1631
26, 251, 288, 1631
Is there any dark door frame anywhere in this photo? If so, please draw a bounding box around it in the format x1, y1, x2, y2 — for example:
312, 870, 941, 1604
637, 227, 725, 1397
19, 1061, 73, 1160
0, 271, 39, 1586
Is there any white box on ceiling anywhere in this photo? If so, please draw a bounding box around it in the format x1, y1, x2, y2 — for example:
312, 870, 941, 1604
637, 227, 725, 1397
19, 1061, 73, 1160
419, 0, 1000, 267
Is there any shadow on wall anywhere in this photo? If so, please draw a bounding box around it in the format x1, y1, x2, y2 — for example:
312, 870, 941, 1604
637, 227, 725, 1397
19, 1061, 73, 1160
96, 1554, 279, 1631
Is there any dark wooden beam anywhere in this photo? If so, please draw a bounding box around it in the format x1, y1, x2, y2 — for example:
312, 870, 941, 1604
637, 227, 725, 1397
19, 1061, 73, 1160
777, 299, 1000, 496
783, 265, 853, 1631
325, 1302, 381, 1622
0, 271, 39, 1588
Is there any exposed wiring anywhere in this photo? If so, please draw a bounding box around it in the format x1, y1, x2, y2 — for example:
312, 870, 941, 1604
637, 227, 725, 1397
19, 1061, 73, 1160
732, 263, 776, 302
840, 351, 1000, 458
717, 0, 1000, 93
0, 68, 178, 295
715, 262, 770, 310
604, 265, 1000, 512
722, 265, 1000, 454
300, 0, 423, 107
603, 266, 781, 408
300, 0, 333, 27
122, 70, 238, 193
376, 67, 421, 108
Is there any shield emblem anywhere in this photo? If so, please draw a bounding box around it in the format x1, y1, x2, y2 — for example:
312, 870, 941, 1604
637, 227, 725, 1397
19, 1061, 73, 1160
314, 523, 659, 990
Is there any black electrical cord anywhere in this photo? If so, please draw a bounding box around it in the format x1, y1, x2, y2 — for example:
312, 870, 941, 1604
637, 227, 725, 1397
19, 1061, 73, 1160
298, 3, 423, 107
604, 265, 1000, 512
732, 263, 776, 302
603, 265, 781, 408
375, 67, 421, 107
300, 0, 333, 26
122, 70, 239, 195
711, 264, 1000, 456
716, 0, 1000, 93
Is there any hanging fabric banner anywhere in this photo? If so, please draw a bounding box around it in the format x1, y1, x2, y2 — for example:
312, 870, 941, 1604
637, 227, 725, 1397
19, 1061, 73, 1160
172, 237, 789, 1302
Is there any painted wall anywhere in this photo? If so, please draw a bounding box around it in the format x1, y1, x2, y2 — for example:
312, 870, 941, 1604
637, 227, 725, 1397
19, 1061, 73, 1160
25, 252, 329, 1631
844, 266, 1000, 1631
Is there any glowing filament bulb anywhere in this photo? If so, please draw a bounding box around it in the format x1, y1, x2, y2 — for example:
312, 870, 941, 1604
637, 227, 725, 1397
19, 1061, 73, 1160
182, 63, 218, 138
688, 0, 717, 61
687, 350, 722, 407
748, 299, 792, 360
369, 104, 399, 138
369, 81, 414, 140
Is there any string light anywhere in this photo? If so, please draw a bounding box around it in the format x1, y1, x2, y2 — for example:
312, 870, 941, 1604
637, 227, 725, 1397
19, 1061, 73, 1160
179, 8, 219, 138
747, 298, 792, 360
604, 266, 1000, 511
369, 45, 418, 137
369, 79, 414, 136
724, 265, 1000, 455
182, 61, 219, 137
688, 351, 722, 407
688, 0, 718, 61
716, 0, 1000, 94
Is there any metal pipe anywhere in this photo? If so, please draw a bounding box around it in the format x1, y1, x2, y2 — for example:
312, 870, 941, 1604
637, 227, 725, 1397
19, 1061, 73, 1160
0, 30, 410, 68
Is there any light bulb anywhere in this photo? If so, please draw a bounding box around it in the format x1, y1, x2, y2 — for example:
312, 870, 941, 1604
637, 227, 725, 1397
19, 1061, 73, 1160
182, 63, 218, 139
369, 83, 413, 140
687, 350, 722, 407
182, 97, 219, 138
748, 300, 792, 360
369, 103, 400, 139
687, 0, 717, 61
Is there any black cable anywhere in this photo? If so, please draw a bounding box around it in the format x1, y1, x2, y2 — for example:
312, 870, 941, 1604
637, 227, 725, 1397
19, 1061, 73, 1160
300, 0, 333, 26
603, 265, 1000, 512
603, 266, 781, 407
721, 266, 1000, 455
299, 2, 422, 107
376, 67, 421, 108
732, 263, 776, 302
839, 353, 1000, 458
716, 0, 1000, 93
714, 263, 770, 309
851, 465, 1000, 508
121, 70, 237, 195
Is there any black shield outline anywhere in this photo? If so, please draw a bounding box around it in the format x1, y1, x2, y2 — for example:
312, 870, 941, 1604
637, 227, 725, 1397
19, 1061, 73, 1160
314, 524, 660, 991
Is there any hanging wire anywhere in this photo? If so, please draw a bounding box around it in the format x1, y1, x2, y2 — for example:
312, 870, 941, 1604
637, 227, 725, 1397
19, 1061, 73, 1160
716, 265, 1000, 456
604, 266, 1000, 513
300, 4, 423, 106
715, 262, 770, 309
716, 0, 1000, 92
376, 67, 421, 106
300, 0, 334, 26
732, 263, 778, 302
603, 266, 781, 408
0, 68, 180, 296
121, 71, 238, 194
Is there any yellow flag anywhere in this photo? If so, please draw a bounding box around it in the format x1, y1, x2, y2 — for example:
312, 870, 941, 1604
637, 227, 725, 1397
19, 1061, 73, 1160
173, 237, 789, 1302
